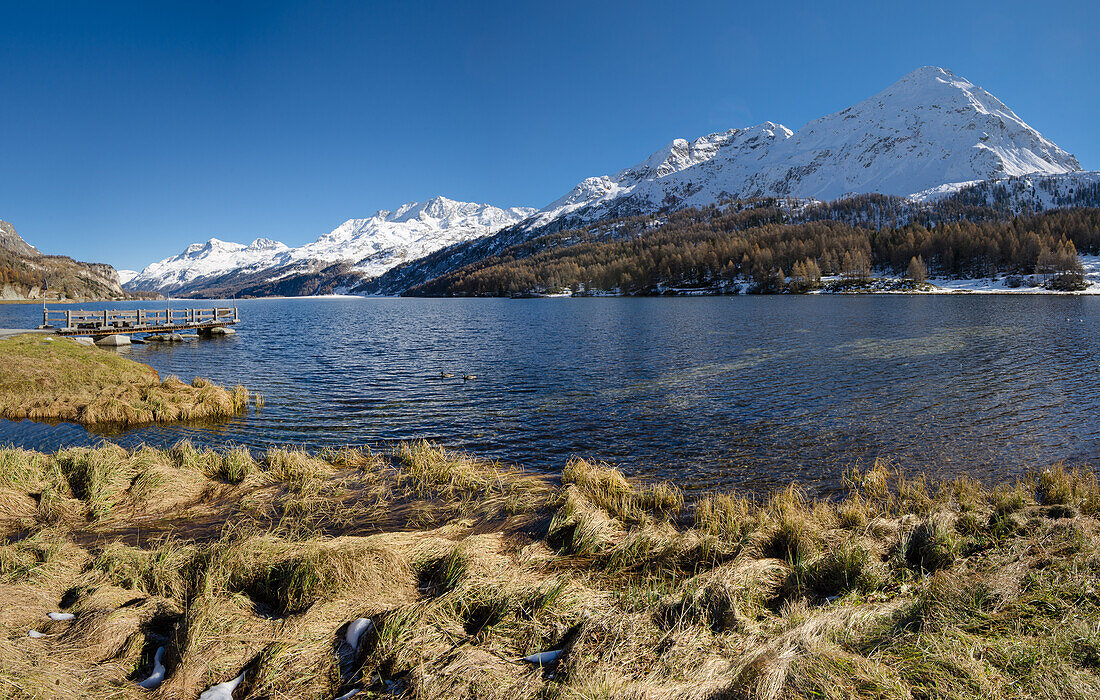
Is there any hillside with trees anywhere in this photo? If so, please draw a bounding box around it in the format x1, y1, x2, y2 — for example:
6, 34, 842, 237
407, 205, 1100, 296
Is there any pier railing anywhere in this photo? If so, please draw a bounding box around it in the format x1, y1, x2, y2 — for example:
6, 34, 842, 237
44, 307, 239, 336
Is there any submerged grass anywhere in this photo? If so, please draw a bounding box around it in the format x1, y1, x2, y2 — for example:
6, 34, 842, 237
0, 441, 1099, 699
0, 334, 250, 427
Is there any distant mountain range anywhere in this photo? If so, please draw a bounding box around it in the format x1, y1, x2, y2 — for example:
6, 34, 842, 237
0, 220, 130, 301
125, 66, 1097, 297
124, 199, 535, 297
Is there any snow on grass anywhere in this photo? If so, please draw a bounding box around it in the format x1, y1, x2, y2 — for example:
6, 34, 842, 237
811, 255, 1100, 295
47, 612, 74, 621
344, 618, 372, 650
137, 646, 166, 689
27, 630, 45, 638
922, 257, 1100, 294
198, 672, 245, 700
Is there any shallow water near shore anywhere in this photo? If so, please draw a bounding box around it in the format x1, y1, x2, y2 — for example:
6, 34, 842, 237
1, 296, 1098, 493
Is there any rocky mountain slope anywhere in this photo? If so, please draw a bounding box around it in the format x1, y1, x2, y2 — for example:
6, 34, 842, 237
130, 66, 1091, 297
126, 197, 535, 296
0, 220, 40, 258
0, 220, 130, 301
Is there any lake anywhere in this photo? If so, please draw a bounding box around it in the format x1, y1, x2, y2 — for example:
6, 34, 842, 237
1, 296, 1097, 494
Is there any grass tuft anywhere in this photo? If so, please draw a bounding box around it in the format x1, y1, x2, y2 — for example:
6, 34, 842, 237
0, 334, 250, 427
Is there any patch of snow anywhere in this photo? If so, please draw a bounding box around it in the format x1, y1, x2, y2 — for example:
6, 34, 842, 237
47, 612, 75, 621
344, 618, 372, 650
813, 255, 1100, 295
198, 672, 245, 700
27, 630, 45, 638
922, 255, 1100, 294
908, 180, 985, 201
116, 269, 139, 285
137, 646, 166, 689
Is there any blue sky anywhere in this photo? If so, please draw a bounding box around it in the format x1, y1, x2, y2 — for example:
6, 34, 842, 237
1, 1, 1097, 271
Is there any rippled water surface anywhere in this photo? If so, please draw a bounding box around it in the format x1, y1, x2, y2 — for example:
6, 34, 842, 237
1, 296, 1097, 493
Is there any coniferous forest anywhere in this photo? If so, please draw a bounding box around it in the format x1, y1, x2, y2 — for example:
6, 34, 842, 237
407, 198, 1100, 296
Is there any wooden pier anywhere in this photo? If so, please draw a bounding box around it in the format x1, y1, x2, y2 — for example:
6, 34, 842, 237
43, 306, 239, 338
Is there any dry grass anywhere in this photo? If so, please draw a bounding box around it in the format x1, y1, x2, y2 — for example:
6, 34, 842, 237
1, 443, 1099, 699
0, 334, 250, 427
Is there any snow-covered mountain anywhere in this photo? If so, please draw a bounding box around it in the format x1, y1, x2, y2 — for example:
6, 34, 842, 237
129, 66, 1090, 297
127, 238, 290, 292
126, 197, 535, 295
282, 199, 536, 278
522, 66, 1081, 231
360, 68, 1091, 295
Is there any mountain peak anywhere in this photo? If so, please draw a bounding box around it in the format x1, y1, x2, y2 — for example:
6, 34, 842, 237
897, 65, 957, 83
0, 220, 40, 258
246, 238, 288, 251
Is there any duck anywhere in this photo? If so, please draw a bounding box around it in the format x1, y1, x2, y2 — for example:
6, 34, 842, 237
462, 374, 477, 381
440, 372, 455, 378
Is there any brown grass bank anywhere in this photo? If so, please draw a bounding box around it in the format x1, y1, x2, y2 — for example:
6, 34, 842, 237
0, 334, 249, 427
1, 441, 1099, 699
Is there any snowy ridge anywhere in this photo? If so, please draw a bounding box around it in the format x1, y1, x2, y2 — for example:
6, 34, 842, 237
524, 123, 793, 229
126, 197, 535, 294
288, 199, 536, 277
127, 237, 291, 292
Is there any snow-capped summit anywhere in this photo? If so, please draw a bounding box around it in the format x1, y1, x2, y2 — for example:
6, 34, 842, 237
128, 236, 293, 291
525, 66, 1082, 229
740, 66, 1080, 200
125, 197, 535, 294
245, 238, 288, 252
283, 197, 536, 278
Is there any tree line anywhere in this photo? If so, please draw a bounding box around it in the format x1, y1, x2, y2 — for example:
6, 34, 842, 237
408, 206, 1100, 296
